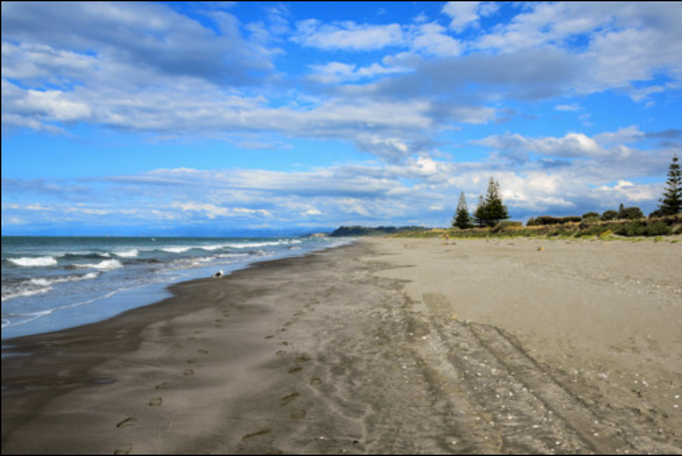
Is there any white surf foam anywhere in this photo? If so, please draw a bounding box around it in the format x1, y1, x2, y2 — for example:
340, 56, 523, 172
9, 256, 59, 267
76, 259, 124, 270
162, 246, 193, 254
113, 249, 139, 258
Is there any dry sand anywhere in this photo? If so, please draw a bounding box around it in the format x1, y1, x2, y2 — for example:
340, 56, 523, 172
2, 238, 681, 454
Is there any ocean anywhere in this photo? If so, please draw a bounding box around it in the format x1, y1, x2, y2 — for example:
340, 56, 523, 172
1, 236, 350, 340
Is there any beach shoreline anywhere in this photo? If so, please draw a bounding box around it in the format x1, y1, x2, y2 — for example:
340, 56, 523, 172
2, 238, 681, 454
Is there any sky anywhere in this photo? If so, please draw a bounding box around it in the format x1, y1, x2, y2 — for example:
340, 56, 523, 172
2, 1, 682, 236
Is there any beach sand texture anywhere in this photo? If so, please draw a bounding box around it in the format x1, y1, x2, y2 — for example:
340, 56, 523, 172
2, 238, 681, 454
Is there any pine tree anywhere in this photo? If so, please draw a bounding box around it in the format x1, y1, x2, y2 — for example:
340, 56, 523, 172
481, 177, 510, 227
452, 192, 473, 229
473, 195, 487, 228
658, 154, 682, 215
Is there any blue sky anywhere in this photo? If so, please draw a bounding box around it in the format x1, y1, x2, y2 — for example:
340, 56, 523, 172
2, 2, 681, 236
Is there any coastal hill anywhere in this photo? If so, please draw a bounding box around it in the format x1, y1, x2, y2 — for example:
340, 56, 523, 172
329, 226, 429, 237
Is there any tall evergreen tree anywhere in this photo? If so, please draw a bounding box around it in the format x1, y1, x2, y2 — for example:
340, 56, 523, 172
658, 154, 682, 215
473, 195, 487, 228
481, 177, 510, 227
452, 192, 473, 229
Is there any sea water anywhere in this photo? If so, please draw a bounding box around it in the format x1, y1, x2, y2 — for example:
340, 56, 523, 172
2, 236, 350, 340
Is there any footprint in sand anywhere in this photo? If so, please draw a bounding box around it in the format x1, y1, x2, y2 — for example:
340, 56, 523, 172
149, 397, 163, 407
155, 382, 169, 390
183, 369, 194, 376
187, 358, 199, 364
288, 367, 303, 374
281, 392, 300, 406
116, 417, 137, 429
187, 336, 197, 342
241, 429, 270, 441
114, 443, 132, 455
310, 377, 322, 386
196, 349, 209, 355
290, 409, 307, 420
276, 350, 287, 356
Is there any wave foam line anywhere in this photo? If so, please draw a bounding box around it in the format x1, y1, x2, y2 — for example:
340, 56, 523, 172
8, 256, 59, 267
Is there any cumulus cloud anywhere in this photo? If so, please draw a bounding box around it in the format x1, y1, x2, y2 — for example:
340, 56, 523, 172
307, 61, 410, 84
442, 2, 498, 33
292, 20, 404, 51
474, 3, 682, 94
474, 132, 607, 158
1, 2, 274, 84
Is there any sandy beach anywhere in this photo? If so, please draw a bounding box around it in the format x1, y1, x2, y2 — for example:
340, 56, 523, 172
2, 238, 681, 454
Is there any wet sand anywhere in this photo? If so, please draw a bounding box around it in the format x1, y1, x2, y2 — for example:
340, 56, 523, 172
2, 238, 681, 454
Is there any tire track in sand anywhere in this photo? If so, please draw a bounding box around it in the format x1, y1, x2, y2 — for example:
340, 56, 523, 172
421, 292, 636, 454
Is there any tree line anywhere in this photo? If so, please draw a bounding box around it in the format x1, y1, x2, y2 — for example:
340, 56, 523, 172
452, 154, 681, 229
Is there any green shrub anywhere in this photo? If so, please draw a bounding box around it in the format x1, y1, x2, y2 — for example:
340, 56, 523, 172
646, 221, 672, 236
619, 207, 645, 220
601, 210, 619, 221
530, 215, 581, 226
561, 216, 582, 223
533, 216, 561, 225
618, 220, 647, 237
577, 223, 613, 237
491, 221, 522, 233
580, 216, 601, 228
582, 211, 600, 219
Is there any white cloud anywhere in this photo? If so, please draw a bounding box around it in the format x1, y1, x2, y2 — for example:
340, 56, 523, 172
594, 126, 644, 145
18, 89, 92, 121
442, 2, 484, 33
292, 20, 404, 51
597, 180, 659, 203
308, 61, 409, 84
474, 3, 682, 93
409, 22, 462, 56
1, 2, 275, 84
629, 85, 665, 104
475, 132, 607, 158
555, 104, 582, 112
302, 207, 323, 216
171, 202, 270, 220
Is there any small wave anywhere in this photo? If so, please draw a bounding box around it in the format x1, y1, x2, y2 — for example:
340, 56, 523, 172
1, 309, 53, 328
228, 241, 287, 249
75, 259, 124, 270
113, 249, 139, 258
30, 272, 100, 287
8, 256, 59, 267
59, 251, 111, 260
217, 253, 249, 259
198, 244, 228, 251
162, 246, 193, 254
2, 288, 121, 329
1, 286, 52, 302
2, 272, 100, 302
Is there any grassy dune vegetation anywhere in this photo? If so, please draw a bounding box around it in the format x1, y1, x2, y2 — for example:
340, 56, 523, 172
391, 214, 682, 242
